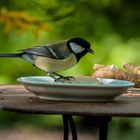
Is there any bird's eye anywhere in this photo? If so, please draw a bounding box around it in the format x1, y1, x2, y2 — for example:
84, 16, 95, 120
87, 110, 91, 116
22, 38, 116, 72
69, 42, 85, 53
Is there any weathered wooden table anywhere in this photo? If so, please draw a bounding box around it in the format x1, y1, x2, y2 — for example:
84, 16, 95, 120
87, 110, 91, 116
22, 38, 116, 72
0, 85, 140, 140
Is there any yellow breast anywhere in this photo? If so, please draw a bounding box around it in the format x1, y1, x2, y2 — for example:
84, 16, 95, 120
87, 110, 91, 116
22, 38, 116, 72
34, 54, 77, 72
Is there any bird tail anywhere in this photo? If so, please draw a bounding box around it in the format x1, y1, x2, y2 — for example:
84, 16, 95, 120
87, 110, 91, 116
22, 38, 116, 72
0, 53, 23, 58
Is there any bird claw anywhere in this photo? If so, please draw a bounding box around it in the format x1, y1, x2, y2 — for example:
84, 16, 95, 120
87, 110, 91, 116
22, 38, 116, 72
54, 76, 75, 82
47, 72, 75, 82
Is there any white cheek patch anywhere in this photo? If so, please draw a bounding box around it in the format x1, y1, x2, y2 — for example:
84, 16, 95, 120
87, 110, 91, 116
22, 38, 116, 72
70, 42, 85, 54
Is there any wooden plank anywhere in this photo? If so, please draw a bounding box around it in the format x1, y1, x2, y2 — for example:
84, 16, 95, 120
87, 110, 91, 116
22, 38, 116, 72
0, 84, 34, 96
0, 85, 140, 117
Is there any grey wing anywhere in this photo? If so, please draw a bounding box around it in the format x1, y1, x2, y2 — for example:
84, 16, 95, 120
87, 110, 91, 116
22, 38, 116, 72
21, 40, 70, 60
47, 40, 71, 58
21, 46, 56, 59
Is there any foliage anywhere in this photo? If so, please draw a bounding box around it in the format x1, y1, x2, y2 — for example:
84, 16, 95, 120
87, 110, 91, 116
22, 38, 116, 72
0, 0, 140, 139
0, 1, 140, 78
0, 7, 48, 38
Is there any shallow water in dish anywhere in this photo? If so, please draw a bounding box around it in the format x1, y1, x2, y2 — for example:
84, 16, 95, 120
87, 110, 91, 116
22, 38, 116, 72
17, 76, 134, 102
17, 76, 135, 87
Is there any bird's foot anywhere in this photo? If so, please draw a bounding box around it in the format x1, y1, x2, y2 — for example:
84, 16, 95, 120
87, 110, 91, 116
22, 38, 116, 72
47, 72, 75, 82
55, 76, 75, 82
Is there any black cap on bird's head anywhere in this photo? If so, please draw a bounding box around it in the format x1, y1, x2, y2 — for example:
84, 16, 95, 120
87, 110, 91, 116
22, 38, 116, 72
67, 37, 94, 61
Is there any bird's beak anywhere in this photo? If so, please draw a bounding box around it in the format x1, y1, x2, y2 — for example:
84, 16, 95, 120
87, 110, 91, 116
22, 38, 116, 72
87, 48, 94, 54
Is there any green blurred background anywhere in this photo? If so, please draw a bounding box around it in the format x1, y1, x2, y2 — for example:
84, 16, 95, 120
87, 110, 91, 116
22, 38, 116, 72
0, 0, 140, 139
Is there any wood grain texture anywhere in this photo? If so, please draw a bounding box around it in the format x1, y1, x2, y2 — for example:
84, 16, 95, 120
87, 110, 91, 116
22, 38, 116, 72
0, 85, 140, 117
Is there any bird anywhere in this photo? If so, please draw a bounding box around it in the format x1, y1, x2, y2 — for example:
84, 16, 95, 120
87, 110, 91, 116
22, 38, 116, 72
0, 37, 94, 81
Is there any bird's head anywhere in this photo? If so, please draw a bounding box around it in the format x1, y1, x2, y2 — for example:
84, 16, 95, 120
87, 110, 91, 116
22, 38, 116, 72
67, 37, 94, 61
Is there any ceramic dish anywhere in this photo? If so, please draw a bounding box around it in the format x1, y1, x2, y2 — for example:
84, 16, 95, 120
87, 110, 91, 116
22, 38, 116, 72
17, 76, 134, 102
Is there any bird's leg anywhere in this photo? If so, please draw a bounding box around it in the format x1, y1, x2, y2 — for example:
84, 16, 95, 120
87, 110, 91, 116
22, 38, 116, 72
47, 72, 75, 82
53, 73, 74, 79
53, 72, 75, 81
47, 72, 58, 80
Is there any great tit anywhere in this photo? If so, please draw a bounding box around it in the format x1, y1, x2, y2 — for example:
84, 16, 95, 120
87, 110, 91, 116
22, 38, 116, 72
0, 37, 94, 80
